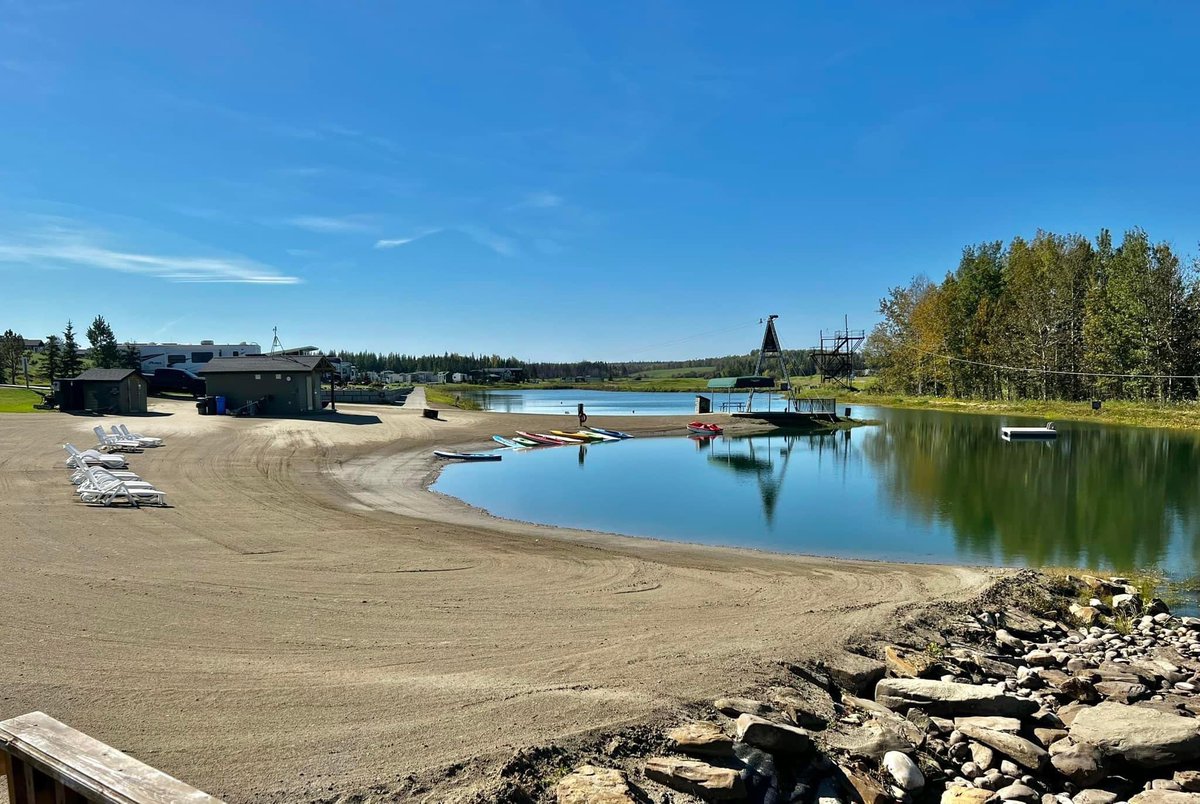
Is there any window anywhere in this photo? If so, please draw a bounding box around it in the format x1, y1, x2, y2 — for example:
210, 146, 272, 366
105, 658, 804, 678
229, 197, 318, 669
275, 373, 282, 379
255, 374, 261, 380
191, 351, 213, 363
167, 354, 186, 366
232, 351, 239, 356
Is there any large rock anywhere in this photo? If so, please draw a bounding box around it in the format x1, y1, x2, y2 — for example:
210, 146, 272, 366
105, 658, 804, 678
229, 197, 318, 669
824, 717, 918, 759
1094, 680, 1148, 704
1128, 792, 1200, 804
734, 713, 813, 755
768, 686, 830, 730
882, 751, 924, 791
1177, 771, 1200, 793
1069, 701, 1200, 769
667, 722, 734, 757
1073, 790, 1119, 804
824, 652, 887, 696
941, 787, 993, 804
1001, 608, 1046, 638
885, 645, 941, 679
556, 765, 637, 804
875, 678, 1038, 718
1048, 739, 1105, 786
954, 716, 1022, 734
956, 723, 1048, 771
837, 764, 889, 804
644, 757, 745, 801
714, 696, 773, 718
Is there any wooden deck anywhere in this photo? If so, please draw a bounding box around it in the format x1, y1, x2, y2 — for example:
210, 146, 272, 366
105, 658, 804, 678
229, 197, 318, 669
0, 711, 223, 803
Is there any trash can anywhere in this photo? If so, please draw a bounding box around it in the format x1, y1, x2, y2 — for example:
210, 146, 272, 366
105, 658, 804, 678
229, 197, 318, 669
215, 396, 227, 415
196, 399, 208, 415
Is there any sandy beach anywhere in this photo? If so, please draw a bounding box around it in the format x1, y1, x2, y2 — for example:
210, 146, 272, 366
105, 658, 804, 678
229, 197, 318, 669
0, 396, 994, 801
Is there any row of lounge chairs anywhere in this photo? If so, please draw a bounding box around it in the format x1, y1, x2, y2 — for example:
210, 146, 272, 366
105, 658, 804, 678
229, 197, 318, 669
63, 425, 168, 507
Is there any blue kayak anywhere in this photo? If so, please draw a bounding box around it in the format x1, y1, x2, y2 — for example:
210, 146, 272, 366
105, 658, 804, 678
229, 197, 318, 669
434, 450, 501, 461
587, 426, 633, 439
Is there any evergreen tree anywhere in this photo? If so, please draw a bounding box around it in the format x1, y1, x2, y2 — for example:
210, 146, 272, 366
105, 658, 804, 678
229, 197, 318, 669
120, 342, 142, 371
86, 315, 121, 368
42, 334, 62, 381
61, 320, 83, 377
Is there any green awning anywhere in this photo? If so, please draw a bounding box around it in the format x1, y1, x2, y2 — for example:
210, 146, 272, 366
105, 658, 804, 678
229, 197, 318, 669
706, 376, 776, 389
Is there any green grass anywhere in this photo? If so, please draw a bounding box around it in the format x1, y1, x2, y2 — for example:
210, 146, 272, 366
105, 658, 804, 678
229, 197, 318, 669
628, 365, 714, 380
425, 386, 481, 410
0, 387, 51, 413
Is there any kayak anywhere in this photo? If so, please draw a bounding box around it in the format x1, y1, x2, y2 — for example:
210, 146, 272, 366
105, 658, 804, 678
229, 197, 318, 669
433, 450, 501, 461
552, 429, 616, 442
492, 435, 528, 449
587, 426, 633, 439
515, 431, 558, 445
538, 432, 585, 444
687, 422, 723, 435
511, 436, 542, 447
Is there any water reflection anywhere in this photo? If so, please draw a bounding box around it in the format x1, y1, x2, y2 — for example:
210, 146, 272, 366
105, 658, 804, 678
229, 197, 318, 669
858, 411, 1200, 573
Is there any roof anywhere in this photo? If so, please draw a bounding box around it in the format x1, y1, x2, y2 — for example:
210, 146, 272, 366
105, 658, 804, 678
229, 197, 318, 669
199, 354, 333, 374
707, 376, 777, 389
74, 368, 140, 382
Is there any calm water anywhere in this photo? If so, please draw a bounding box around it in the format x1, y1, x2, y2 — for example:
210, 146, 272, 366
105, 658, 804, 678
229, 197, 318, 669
434, 406, 1200, 609
464, 388, 794, 416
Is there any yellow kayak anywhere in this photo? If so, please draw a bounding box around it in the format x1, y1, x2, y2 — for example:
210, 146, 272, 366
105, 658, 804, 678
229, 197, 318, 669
551, 429, 616, 442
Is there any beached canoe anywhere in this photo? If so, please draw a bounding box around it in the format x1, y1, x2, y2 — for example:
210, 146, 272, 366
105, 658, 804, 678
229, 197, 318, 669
492, 435, 528, 449
516, 431, 566, 445
587, 426, 633, 439
433, 450, 502, 461
687, 422, 723, 435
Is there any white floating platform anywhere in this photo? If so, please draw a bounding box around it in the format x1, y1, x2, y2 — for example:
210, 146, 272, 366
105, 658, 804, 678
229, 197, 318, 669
1001, 426, 1057, 441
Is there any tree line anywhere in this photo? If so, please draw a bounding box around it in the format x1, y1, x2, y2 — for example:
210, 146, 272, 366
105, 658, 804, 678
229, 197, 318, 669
865, 228, 1200, 402
0, 316, 140, 385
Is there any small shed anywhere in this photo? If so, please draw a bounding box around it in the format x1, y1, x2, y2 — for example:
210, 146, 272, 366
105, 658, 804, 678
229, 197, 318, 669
55, 368, 149, 414
199, 354, 333, 416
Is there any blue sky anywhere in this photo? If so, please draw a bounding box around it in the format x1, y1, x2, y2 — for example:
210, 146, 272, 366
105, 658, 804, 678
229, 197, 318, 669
2, 2, 1199, 361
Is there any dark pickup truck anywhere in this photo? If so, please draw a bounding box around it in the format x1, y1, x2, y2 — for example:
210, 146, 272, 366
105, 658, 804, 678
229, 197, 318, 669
147, 367, 207, 397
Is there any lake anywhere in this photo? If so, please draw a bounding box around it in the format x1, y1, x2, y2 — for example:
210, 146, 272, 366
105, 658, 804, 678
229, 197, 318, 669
434, 404, 1200, 611
463, 388, 793, 416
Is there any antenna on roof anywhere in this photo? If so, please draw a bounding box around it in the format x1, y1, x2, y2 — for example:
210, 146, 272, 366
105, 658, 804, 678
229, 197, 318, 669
270, 326, 283, 355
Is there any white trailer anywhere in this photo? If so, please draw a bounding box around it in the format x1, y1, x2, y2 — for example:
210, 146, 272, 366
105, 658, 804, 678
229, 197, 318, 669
136, 341, 261, 374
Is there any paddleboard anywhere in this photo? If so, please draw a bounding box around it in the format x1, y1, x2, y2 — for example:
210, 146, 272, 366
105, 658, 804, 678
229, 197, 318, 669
433, 450, 501, 461
516, 431, 563, 445
587, 426, 633, 439
492, 435, 527, 449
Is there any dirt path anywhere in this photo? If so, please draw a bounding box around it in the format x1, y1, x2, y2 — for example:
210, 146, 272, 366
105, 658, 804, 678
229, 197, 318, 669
0, 400, 995, 802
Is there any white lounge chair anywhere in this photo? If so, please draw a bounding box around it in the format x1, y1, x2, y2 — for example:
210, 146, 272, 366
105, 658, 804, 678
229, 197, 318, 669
93, 426, 143, 452
75, 466, 157, 495
76, 466, 166, 507
63, 443, 128, 469
115, 424, 163, 447
65, 452, 141, 485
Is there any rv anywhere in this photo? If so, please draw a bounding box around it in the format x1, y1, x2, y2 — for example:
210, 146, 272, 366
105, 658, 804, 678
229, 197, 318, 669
137, 341, 261, 375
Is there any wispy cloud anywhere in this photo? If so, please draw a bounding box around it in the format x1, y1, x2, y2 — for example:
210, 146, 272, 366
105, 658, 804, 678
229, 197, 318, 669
282, 214, 376, 233
511, 191, 564, 210
458, 225, 517, 257
374, 228, 442, 249
0, 223, 301, 284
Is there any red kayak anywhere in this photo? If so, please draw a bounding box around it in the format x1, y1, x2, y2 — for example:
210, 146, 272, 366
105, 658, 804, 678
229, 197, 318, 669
687, 421, 723, 435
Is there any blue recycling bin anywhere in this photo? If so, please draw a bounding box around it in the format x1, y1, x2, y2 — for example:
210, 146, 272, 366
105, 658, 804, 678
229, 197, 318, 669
215, 396, 227, 415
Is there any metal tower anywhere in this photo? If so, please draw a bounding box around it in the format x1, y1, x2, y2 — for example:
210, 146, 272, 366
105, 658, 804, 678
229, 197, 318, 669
811, 315, 864, 390
747, 315, 795, 412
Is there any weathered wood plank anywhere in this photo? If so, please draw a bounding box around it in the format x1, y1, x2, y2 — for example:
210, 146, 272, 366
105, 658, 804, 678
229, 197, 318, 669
0, 712, 223, 804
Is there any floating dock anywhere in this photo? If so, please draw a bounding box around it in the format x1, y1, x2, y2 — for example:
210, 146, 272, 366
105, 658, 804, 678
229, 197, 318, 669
732, 410, 840, 426
1001, 426, 1057, 441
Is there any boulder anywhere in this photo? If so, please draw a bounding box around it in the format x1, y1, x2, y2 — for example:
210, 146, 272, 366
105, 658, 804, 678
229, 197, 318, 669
1176, 771, 1200, 793
1069, 701, 1200, 769
768, 686, 830, 730
946, 648, 1020, 679
970, 741, 996, 770
734, 713, 813, 755
837, 764, 889, 804
1074, 607, 1103, 627
956, 724, 1048, 772
644, 757, 746, 801
1056, 701, 1090, 726
954, 716, 1022, 734
941, 787, 993, 804
996, 782, 1040, 802
1058, 676, 1101, 704
824, 717, 918, 759
667, 722, 734, 757
1073, 790, 1119, 804
555, 765, 637, 804
1033, 727, 1068, 747
714, 697, 773, 718
1128, 792, 1200, 804
1048, 739, 1106, 786
882, 751, 924, 791
824, 652, 887, 696
875, 679, 1038, 718
1112, 593, 1143, 616
1003, 608, 1047, 638
841, 694, 896, 719
885, 645, 941, 679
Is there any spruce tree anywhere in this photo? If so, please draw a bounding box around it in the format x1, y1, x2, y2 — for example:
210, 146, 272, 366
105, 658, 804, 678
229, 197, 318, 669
42, 335, 62, 381
120, 342, 141, 371
86, 315, 121, 368
61, 321, 83, 377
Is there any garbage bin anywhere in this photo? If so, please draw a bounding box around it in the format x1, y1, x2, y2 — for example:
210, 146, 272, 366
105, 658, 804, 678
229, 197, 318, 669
215, 396, 227, 415
196, 399, 208, 415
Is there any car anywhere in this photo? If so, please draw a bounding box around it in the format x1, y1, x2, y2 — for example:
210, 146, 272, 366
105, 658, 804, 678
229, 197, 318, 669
148, 367, 206, 397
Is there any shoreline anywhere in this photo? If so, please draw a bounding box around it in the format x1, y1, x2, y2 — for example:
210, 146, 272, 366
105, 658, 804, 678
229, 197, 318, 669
0, 398, 994, 802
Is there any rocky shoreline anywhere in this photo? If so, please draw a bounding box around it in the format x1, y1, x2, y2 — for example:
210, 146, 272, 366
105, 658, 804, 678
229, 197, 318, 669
489, 571, 1200, 804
